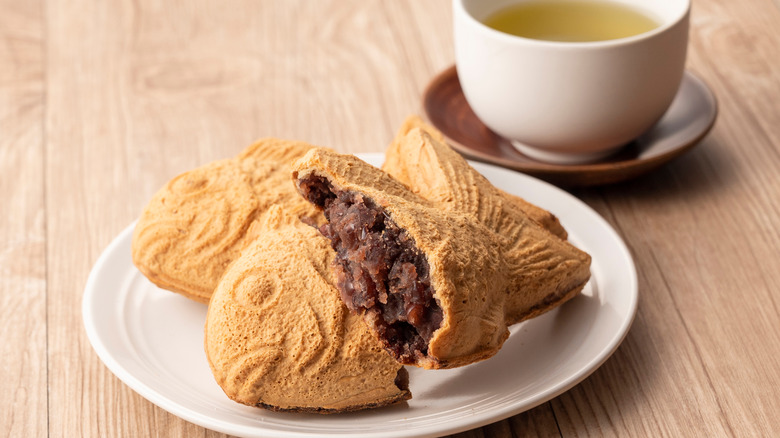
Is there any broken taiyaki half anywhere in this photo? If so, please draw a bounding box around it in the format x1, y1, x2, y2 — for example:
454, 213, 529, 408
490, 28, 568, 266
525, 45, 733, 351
204, 205, 410, 413
292, 149, 591, 369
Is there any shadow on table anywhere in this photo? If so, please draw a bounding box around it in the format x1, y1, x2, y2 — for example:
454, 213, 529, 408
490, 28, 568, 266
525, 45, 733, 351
574, 135, 736, 202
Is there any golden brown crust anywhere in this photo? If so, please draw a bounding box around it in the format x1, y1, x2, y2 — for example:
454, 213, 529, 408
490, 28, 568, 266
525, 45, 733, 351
204, 206, 410, 412
382, 124, 585, 326
131, 138, 322, 303
292, 148, 591, 369
383, 115, 567, 239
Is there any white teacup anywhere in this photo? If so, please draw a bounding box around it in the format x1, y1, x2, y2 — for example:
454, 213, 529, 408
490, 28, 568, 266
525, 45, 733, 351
454, 0, 690, 164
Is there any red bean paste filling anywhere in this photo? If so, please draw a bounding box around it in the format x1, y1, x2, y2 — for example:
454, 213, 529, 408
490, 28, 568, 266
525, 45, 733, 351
298, 176, 443, 363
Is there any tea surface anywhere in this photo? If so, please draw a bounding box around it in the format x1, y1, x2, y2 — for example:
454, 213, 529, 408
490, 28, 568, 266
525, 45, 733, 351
483, 1, 659, 42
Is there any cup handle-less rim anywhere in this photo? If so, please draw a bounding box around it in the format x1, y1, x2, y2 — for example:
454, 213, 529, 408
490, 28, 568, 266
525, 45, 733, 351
453, 0, 691, 50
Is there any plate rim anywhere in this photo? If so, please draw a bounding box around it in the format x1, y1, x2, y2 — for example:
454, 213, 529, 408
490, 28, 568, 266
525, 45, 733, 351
82, 154, 638, 438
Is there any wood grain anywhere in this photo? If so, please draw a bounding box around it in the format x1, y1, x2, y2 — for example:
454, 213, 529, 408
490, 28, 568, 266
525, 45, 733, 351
2, 0, 780, 436
551, 0, 780, 435
0, 0, 46, 437
43, 0, 233, 436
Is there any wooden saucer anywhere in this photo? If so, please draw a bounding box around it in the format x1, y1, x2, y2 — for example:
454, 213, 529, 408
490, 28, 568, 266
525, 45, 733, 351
422, 66, 718, 187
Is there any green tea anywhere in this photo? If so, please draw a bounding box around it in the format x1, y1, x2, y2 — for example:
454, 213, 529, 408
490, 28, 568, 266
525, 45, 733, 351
483, 1, 659, 42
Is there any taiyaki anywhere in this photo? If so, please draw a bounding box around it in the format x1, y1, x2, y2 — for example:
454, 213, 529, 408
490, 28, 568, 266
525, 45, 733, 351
293, 148, 591, 369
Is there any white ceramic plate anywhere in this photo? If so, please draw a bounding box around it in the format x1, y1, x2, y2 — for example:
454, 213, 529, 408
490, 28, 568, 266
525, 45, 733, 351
83, 154, 637, 438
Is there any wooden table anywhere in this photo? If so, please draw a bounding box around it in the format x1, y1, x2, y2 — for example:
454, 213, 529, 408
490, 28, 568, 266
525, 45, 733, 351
3, 0, 779, 436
